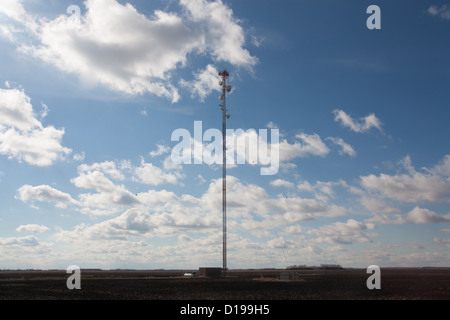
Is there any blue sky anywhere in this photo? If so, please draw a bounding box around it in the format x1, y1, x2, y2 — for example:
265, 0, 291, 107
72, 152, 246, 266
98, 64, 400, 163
0, 0, 449, 270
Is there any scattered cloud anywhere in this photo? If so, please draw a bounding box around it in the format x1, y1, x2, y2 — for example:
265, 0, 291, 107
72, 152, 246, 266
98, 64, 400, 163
270, 179, 295, 189
9, 149, 450, 267
54, 208, 156, 241
196, 174, 206, 184
406, 207, 450, 224
0, 235, 40, 247
360, 155, 450, 203
359, 193, 401, 215
134, 159, 184, 186
251, 35, 265, 48
77, 161, 126, 181
295, 133, 330, 157
0, 87, 72, 166
16, 185, 79, 209
73, 166, 141, 216
278, 133, 330, 162
16, 224, 49, 233
267, 237, 295, 249
46, 172, 351, 247
2, 0, 256, 103
326, 137, 356, 157
434, 238, 450, 248
297, 179, 348, 204
16, 159, 187, 217
149, 144, 171, 158
21, 0, 192, 102
0, 0, 28, 24
308, 219, 377, 245
180, 64, 221, 102
180, 0, 258, 67
0, 87, 42, 131
428, 5, 450, 20
39, 103, 49, 120
297, 181, 314, 193
283, 225, 303, 235
333, 109, 383, 134
428, 154, 450, 177
73, 152, 86, 162
357, 155, 450, 225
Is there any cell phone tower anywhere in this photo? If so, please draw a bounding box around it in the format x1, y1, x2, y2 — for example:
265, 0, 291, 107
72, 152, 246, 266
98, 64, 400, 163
218, 69, 231, 275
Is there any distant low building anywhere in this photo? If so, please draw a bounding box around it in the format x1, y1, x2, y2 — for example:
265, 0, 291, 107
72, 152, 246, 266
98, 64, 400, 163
287, 265, 314, 270
320, 264, 344, 270
198, 267, 222, 278
287, 264, 344, 270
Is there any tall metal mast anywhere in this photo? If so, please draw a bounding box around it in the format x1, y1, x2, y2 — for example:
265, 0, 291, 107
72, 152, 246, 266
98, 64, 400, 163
218, 70, 231, 274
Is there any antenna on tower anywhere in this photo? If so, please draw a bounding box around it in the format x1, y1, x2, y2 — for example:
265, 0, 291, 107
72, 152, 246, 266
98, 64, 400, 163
218, 69, 231, 276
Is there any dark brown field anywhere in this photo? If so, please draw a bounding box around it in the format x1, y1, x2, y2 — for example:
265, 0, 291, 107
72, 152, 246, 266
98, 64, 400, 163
0, 268, 449, 300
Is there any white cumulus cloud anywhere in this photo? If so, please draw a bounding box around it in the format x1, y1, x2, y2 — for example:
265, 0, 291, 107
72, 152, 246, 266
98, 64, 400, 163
16, 224, 49, 233
0, 87, 72, 166
360, 155, 450, 203
180, 64, 221, 102
309, 219, 376, 245
278, 133, 330, 163
406, 207, 450, 224
16, 185, 79, 209
180, 0, 258, 67
4, 0, 256, 102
